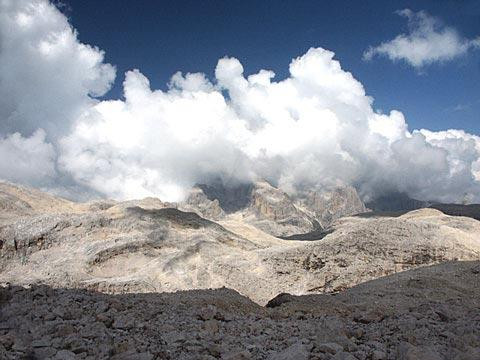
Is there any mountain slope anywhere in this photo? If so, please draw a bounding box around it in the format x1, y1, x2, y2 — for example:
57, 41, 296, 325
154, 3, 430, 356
0, 182, 479, 305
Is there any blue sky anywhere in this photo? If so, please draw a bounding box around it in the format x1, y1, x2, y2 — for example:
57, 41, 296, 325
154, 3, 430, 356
60, 0, 480, 134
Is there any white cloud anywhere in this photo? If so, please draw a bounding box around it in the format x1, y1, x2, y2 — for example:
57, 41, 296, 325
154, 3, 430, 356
363, 9, 480, 68
0, 129, 57, 186
0, 0, 115, 137
1, 0, 480, 204
59, 48, 480, 203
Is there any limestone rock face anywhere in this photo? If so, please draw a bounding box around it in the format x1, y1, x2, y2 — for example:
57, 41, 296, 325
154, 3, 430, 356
249, 181, 306, 222
196, 182, 253, 213
181, 181, 367, 237
244, 181, 316, 237
179, 187, 225, 221
177, 181, 317, 237
295, 186, 367, 228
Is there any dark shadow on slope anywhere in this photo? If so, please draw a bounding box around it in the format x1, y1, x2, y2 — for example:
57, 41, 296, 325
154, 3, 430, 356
365, 191, 480, 222
277, 228, 334, 241
355, 204, 480, 222
126, 207, 218, 229
354, 210, 410, 219
265, 260, 480, 310
365, 192, 428, 212
429, 203, 480, 221
197, 182, 254, 213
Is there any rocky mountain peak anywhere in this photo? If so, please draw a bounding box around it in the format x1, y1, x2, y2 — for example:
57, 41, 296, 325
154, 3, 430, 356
178, 180, 368, 237
196, 182, 253, 213
295, 185, 367, 228
179, 186, 225, 221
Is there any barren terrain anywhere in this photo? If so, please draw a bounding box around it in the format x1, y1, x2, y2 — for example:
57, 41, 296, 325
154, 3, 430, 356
0, 181, 479, 359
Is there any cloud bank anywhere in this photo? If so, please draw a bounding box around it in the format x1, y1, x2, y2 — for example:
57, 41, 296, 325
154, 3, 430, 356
364, 9, 480, 68
1, 0, 479, 204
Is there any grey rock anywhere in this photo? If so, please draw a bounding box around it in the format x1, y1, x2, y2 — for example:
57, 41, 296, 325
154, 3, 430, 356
112, 315, 135, 330
372, 350, 387, 360
222, 350, 251, 360
332, 352, 357, 360
267, 341, 311, 360
34, 346, 57, 358
31, 338, 51, 348
55, 349, 77, 360
317, 342, 343, 354
396, 343, 443, 360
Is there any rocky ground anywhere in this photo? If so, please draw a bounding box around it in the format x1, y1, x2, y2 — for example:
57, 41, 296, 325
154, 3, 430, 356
0, 261, 478, 360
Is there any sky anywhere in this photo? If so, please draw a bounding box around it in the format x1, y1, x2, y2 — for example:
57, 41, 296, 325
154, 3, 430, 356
0, 0, 479, 204
60, 0, 480, 134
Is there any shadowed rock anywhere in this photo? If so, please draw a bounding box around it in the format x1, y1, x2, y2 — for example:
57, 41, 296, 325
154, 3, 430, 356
0, 261, 478, 360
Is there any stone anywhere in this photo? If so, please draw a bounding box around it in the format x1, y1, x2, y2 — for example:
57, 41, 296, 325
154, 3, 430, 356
396, 343, 443, 360
317, 342, 343, 354
34, 346, 57, 358
11, 339, 28, 352
56, 323, 76, 336
372, 350, 387, 360
223, 350, 251, 360
332, 352, 357, 360
31, 338, 52, 348
206, 343, 222, 357
267, 342, 311, 360
96, 313, 113, 327
55, 349, 77, 360
112, 315, 135, 329
0, 334, 14, 350
203, 319, 219, 334
354, 309, 385, 324
111, 352, 154, 360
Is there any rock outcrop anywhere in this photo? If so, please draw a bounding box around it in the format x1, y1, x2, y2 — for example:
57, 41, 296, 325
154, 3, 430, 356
243, 181, 317, 237
182, 181, 367, 237
179, 187, 225, 221
294, 185, 367, 228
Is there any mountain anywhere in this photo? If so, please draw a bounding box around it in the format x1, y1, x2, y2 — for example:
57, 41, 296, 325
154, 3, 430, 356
0, 181, 479, 305
179, 186, 225, 221
366, 191, 480, 222
365, 192, 428, 213
293, 185, 367, 228
430, 203, 480, 221
0, 181, 79, 224
180, 180, 367, 237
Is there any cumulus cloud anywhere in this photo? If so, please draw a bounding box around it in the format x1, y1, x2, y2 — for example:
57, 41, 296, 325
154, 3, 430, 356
59, 48, 480, 202
0, 129, 56, 186
0, 0, 115, 137
363, 9, 480, 68
1, 0, 480, 204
